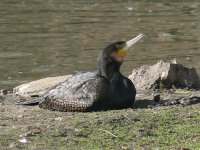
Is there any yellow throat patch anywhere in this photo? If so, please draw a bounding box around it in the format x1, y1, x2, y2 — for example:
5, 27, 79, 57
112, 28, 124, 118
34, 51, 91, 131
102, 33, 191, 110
118, 49, 127, 57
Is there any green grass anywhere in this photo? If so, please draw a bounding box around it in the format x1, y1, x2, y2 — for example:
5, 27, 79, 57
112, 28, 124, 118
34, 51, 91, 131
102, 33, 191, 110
1, 99, 200, 150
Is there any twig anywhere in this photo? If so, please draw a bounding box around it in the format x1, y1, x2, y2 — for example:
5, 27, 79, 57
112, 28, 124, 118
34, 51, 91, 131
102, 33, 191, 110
99, 129, 118, 138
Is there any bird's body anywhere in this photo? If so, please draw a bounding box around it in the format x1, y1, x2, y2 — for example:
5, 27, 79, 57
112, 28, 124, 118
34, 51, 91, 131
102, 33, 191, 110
16, 34, 143, 111
38, 72, 135, 111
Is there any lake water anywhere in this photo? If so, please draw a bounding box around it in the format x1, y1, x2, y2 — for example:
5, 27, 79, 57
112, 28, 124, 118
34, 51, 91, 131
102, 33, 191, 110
0, 0, 199, 89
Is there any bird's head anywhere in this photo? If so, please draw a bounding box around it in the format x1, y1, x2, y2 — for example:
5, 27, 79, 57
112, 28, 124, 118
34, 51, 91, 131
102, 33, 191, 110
101, 34, 144, 63
97, 34, 144, 79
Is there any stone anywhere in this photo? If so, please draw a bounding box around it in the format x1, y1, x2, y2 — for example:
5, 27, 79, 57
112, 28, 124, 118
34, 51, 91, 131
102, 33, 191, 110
0, 89, 8, 95
13, 75, 72, 98
129, 60, 200, 91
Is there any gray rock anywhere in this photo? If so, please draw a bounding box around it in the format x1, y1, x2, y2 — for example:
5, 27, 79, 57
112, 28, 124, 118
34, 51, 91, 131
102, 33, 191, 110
129, 60, 200, 91
13, 75, 72, 98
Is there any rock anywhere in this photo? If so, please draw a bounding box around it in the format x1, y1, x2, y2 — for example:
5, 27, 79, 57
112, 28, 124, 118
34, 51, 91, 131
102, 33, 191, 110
0, 89, 8, 95
153, 94, 160, 103
13, 75, 72, 98
129, 60, 200, 91
0, 95, 5, 103
162, 96, 200, 106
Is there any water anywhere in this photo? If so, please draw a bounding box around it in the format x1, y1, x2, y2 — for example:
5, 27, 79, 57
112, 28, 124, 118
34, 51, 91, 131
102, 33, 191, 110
0, 0, 200, 89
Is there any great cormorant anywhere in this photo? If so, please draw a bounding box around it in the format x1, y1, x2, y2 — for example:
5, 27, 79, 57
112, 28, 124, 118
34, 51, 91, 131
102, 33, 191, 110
17, 34, 144, 111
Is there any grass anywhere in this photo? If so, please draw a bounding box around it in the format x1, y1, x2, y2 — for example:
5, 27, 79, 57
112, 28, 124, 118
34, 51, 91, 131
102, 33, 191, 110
0, 96, 200, 150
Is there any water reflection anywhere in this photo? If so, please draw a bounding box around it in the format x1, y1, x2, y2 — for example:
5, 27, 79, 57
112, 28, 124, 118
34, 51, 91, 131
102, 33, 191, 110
0, 0, 199, 89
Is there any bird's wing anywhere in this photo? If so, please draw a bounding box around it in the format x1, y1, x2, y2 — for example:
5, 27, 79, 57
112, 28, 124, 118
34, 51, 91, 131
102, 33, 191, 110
39, 72, 109, 111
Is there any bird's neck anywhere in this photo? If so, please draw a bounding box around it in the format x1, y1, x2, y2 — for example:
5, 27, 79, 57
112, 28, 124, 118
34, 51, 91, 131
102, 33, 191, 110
98, 57, 122, 83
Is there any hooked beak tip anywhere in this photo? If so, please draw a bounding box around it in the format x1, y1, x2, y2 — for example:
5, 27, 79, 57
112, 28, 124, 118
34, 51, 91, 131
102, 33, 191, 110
125, 34, 144, 50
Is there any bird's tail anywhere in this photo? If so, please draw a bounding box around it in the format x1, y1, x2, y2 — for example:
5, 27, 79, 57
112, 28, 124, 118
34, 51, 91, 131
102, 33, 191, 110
16, 97, 42, 105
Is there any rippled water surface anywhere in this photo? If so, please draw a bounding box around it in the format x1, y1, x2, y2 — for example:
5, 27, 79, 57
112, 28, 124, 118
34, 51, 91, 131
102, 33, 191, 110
0, 0, 200, 89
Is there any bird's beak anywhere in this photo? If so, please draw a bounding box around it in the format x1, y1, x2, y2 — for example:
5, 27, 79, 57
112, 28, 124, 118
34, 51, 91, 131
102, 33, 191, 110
118, 34, 144, 57
125, 34, 144, 50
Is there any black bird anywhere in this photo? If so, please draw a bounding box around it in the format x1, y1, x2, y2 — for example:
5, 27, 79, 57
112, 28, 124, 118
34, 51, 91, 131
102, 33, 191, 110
17, 34, 144, 111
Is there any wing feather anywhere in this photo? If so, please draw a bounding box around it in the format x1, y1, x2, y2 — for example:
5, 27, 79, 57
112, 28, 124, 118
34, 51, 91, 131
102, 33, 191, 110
39, 72, 108, 111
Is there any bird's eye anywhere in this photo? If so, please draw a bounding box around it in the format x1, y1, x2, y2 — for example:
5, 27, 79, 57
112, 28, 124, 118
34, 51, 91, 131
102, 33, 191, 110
116, 43, 125, 50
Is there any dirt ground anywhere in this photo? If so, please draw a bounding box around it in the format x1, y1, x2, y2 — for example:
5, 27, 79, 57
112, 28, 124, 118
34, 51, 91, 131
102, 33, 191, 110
0, 90, 200, 150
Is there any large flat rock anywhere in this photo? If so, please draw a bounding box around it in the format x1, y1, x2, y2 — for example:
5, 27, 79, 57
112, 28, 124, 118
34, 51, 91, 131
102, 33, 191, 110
13, 75, 72, 98
129, 60, 200, 91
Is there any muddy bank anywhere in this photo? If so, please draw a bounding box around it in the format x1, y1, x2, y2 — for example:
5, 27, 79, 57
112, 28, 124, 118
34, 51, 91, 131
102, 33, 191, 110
0, 61, 200, 149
